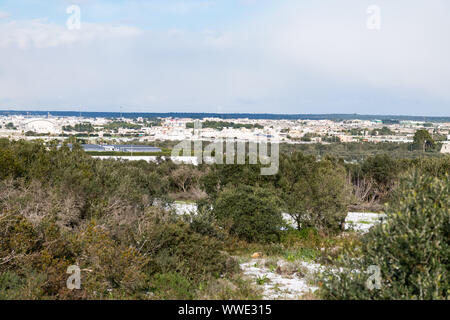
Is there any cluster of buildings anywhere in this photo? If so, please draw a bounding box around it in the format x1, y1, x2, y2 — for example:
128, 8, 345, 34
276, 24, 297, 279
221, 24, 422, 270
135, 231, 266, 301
1, 114, 450, 153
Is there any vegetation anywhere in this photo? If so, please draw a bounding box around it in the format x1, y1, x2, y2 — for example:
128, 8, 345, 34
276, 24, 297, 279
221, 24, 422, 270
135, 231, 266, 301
412, 129, 436, 152
0, 139, 251, 299
103, 121, 143, 131
5, 123, 16, 130
211, 185, 283, 243
25, 131, 49, 137
140, 118, 162, 127
280, 141, 445, 162
370, 126, 394, 136
278, 153, 351, 233
347, 154, 450, 210
319, 172, 449, 299
186, 121, 263, 130
63, 123, 95, 133
0, 137, 448, 300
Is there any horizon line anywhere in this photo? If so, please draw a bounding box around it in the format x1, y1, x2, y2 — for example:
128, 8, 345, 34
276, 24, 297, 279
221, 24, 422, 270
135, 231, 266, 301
1, 109, 450, 119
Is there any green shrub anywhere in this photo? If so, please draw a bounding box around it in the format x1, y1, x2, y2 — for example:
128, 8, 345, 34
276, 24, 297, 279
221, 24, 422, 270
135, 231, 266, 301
0, 214, 39, 271
283, 248, 320, 262
149, 272, 194, 300
212, 185, 284, 243
130, 212, 236, 284
281, 228, 319, 247
0, 149, 23, 179
261, 243, 285, 256
196, 276, 262, 300
320, 172, 449, 299
187, 210, 227, 241
0, 270, 46, 299
70, 221, 150, 299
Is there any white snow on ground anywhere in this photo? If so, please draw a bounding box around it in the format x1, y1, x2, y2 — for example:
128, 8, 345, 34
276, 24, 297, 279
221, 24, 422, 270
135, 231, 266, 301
240, 213, 385, 300
170, 202, 197, 215
240, 259, 320, 300
282, 212, 385, 233
344, 212, 386, 233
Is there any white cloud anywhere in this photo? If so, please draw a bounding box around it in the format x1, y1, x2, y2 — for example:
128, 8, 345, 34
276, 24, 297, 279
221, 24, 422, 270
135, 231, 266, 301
0, 19, 142, 49
0, 10, 9, 20
165, 1, 215, 15
260, 0, 450, 101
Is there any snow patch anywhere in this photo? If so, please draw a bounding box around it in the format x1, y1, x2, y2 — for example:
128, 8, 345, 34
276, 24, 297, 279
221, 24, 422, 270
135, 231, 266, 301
344, 212, 385, 233
240, 259, 319, 300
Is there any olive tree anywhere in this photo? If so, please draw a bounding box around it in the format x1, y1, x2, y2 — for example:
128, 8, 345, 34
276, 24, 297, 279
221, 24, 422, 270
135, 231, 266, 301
278, 153, 352, 233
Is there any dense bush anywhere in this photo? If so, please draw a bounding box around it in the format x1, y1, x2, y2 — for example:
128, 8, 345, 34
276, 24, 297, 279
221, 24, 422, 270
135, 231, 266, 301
211, 185, 284, 243
320, 172, 449, 299
130, 213, 237, 283
148, 272, 194, 299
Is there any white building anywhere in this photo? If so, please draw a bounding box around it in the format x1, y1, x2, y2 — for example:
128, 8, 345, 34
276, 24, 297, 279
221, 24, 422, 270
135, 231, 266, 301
24, 119, 60, 134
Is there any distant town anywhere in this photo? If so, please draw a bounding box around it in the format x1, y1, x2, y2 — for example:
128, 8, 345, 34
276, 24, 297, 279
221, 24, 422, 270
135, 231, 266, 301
0, 111, 449, 154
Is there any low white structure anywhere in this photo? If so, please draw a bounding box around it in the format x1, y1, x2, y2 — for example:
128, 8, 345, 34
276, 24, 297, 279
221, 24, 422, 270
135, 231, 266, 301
24, 119, 60, 134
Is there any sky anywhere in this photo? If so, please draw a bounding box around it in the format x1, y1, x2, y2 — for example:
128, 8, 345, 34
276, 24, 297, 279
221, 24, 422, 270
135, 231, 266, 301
0, 0, 449, 116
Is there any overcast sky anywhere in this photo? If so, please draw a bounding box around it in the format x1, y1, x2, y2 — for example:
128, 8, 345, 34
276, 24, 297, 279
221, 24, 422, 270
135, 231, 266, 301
0, 0, 449, 115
